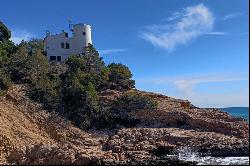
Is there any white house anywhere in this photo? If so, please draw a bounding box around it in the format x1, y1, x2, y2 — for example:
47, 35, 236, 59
44, 23, 92, 61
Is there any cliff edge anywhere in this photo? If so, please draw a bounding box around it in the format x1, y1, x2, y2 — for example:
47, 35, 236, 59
0, 85, 248, 165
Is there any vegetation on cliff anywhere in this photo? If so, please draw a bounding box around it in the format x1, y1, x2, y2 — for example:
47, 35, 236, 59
0, 21, 157, 130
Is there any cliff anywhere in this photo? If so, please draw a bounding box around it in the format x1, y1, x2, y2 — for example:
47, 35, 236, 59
0, 85, 248, 165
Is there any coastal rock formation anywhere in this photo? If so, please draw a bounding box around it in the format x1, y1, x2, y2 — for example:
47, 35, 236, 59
0, 85, 248, 164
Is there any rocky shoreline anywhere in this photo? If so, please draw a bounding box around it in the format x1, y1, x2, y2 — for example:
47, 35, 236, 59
0, 85, 249, 165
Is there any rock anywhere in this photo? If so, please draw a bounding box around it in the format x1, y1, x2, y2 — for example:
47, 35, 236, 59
0, 85, 248, 165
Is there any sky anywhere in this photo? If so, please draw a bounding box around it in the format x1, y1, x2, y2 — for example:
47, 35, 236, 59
0, 0, 249, 108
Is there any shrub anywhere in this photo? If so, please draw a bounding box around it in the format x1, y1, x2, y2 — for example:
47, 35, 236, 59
107, 63, 135, 90
113, 91, 158, 112
27, 50, 49, 83
65, 55, 85, 73
82, 44, 105, 73
0, 21, 11, 41
0, 68, 11, 94
8, 41, 30, 83
0, 40, 15, 66
29, 75, 61, 110
27, 38, 44, 55
105, 91, 158, 128
61, 75, 100, 130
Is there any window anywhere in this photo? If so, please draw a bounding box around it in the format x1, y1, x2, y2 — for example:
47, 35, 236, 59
65, 33, 68, 37
66, 43, 70, 49
83, 32, 86, 35
57, 56, 61, 61
61, 42, 64, 48
50, 56, 56, 61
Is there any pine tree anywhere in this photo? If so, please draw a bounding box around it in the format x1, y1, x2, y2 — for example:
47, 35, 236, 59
82, 44, 105, 73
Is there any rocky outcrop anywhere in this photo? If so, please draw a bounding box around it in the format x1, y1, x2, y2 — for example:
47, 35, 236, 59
131, 90, 249, 138
0, 85, 249, 164
105, 128, 249, 158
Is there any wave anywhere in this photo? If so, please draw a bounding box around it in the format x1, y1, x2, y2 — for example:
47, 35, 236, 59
176, 147, 249, 165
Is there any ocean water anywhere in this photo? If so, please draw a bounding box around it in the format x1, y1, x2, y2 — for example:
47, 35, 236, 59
177, 147, 249, 165
221, 107, 249, 122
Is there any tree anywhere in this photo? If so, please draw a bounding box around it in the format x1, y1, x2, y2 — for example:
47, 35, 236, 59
0, 68, 11, 94
61, 72, 100, 129
8, 41, 30, 83
0, 21, 15, 68
27, 38, 44, 55
82, 44, 105, 73
0, 40, 15, 65
65, 55, 85, 73
0, 21, 14, 94
27, 50, 60, 110
29, 74, 61, 110
0, 21, 11, 41
27, 50, 49, 84
65, 45, 108, 90
107, 63, 135, 90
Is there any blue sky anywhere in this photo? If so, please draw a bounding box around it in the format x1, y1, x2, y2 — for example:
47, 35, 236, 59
0, 0, 249, 107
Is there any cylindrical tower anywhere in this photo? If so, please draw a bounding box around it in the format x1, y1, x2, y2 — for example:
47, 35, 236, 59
83, 24, 92, 47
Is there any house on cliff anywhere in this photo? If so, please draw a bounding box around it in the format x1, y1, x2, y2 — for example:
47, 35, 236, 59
44, 23, 92, 61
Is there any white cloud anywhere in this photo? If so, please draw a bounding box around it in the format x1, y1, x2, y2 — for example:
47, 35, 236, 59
11, 30, 34, 44
141, 3, 214, 51
185, 89, 249, 108
172, 74, 248, 96
137, 72, 249, 107
161, 11, 182, 21
219, 12, 244, 21
205, 31, 226, 35
99, 49, 126, 55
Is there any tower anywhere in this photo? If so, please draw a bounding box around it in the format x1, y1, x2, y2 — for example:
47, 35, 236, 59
72, 24, 92, 53
83, 24, 92, 46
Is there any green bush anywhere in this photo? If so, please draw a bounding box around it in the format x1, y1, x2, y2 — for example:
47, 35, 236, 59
102, 91, 158, 128
27, 38, 44, 55
0, 68, 11, 94
61, 75, 100, 130
0, 21, 11, 41
0, 40, 15, 66
82, 44, 105, 73
29, 75, 61, 110
107, 63, 135, 90
8, 41, 30, 83
113, 91, 158, 112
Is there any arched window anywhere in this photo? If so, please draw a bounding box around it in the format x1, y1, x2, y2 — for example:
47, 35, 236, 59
61, 42, 64, 48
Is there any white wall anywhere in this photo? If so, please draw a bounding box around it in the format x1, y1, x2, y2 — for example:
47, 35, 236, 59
44, 24, 92, 61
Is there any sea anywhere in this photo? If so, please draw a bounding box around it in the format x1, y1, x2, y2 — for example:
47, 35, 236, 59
221, 107, 249, 122
177, 146, 249, 165
179, 107, 249, 165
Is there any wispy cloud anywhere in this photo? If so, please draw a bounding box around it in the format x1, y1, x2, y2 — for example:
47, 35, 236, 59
137, 72, 249, 107
205, 31, 226, 35
171, 73, 248, 96
219, 12, 244, 21
141, 3, 214, 51
11, 29, 34, 44
99, 49, 126, 55
139, 73, 248, 92
161, 11, 182, 21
